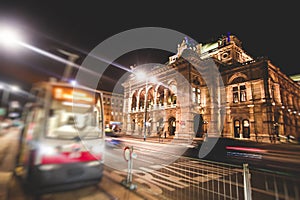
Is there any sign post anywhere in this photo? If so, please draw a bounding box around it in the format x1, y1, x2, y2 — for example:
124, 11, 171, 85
121, 146, 137, 190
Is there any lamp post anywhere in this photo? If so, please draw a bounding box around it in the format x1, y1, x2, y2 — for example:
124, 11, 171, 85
143, 79, 149, 141
203, 120, 208, 139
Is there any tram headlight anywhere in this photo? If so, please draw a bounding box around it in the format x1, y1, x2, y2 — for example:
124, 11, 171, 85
39, 164, 60, 171
85, 161, 102, 167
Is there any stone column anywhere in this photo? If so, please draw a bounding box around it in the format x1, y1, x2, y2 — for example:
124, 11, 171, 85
136, 97, 139, 112
153, 88, 158, 109
249, 105, 256, 140
164, 89, 168, 107
134, 114, 139, 135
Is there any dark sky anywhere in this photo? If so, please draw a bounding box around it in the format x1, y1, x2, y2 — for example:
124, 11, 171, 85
0, 1, 299, 92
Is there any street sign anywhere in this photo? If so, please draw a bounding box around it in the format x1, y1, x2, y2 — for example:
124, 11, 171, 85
123, 146, 131, 161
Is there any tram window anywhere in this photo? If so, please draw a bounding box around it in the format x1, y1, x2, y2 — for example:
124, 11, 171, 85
46, 101, 102, 139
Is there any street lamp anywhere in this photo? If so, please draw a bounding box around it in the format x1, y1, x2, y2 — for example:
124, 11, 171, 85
0, 25, 84, 83
0, 26, 22, 48
136, 71, 156, 141
10, 85, 20, 92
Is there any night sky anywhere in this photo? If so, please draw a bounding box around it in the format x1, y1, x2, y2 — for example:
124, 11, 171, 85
0, 1, 299, 92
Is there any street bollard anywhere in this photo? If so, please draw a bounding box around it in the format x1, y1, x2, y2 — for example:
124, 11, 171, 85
243, 163, 252, 200
121, 146, 137, 190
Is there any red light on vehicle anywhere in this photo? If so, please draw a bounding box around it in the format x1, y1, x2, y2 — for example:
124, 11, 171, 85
226, 146, 267, 153
41, 151, 101, 165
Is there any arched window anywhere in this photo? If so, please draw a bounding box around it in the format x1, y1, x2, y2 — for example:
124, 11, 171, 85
168, 117, 176, 135
139, 89, 145, 109
147, 87, 154, 108
169, 84, 177, 105
131, 95, 137, 111
231, 77, 246, 84
234, 120, 240, 138
242, 119, 250, 138
156, 86, 165, 106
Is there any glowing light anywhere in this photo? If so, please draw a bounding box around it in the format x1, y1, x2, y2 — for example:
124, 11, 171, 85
0, 27, 22, 47
226, 146, 267, 153
135, 71, 147, 80
62, 94, 93, 102
70, 80, 77, 86
10, 85, 19, 92
53, 87, 93, 102
62, 101, 91, 108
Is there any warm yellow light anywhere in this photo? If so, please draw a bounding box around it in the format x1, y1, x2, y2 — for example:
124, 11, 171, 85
53, 87, 93, 102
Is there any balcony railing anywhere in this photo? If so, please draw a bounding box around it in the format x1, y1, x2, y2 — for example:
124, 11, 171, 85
129, 103, 177, 113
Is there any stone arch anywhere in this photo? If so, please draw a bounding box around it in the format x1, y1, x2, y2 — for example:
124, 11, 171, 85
147, 86, 155, 108
168, 80, 177, 94
137, 87, 145, 99
156, 85, 166, 106
168, 81, 177, 105
138, 88, 146, 109
168, 116, 176, 135
131, 90, 138, 111
228, 72, 248, 85
192, 75, 204, 86
130, 89, 137, 98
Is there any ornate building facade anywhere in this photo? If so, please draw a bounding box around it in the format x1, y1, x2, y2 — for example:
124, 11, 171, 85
122, 35, 300, 143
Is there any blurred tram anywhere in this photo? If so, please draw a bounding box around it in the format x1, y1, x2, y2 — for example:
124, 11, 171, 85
15, 79, 105, 194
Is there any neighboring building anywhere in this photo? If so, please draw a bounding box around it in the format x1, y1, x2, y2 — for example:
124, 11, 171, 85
101, 90, 124, 128
122, 34, 300, 143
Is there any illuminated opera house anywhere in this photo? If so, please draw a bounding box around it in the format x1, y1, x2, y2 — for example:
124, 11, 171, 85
121, 34, 300, 143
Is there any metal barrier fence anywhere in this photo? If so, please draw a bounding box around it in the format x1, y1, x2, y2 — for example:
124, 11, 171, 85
250, 168, 300, 200
119, 157, 300, 200
115, 157, 246, 200
158, 158, 245, 200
